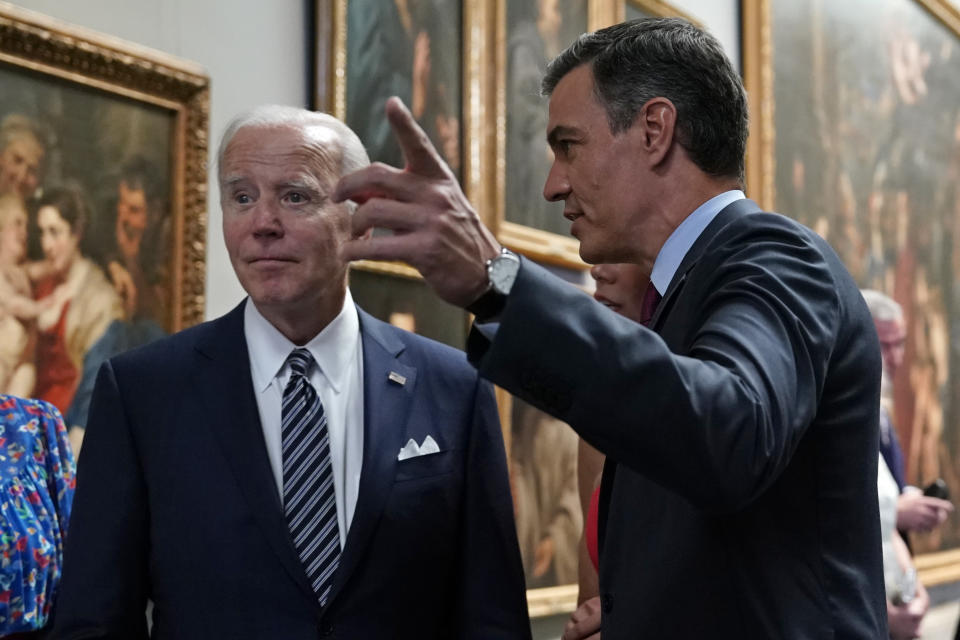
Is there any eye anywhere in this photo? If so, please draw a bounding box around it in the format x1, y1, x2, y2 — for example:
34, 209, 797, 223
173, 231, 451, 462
233, 192, 252, 205
284, 191, 309, 204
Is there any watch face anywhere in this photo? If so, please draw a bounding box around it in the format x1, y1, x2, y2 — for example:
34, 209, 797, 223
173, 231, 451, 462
489, 252, 520, 294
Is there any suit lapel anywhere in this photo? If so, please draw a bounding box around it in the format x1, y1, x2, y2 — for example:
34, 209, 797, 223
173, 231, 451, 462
603, 199, 762, 543
649, 197, 762, 330
192, 301, 319, 607
324, 309, 417, 606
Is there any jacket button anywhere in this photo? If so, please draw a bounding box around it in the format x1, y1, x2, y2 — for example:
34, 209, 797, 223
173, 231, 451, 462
318, 622, 334, 636
601, 593, 614, 614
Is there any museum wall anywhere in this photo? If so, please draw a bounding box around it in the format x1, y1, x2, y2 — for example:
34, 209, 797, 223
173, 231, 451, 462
10, 0, 736, 321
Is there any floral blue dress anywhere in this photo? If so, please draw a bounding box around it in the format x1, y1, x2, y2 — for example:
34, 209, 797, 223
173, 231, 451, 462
0, 395, 75, 634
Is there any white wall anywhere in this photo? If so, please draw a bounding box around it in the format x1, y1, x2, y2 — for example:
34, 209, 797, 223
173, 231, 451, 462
12, 0, 310, 320
670, 0, 740, 70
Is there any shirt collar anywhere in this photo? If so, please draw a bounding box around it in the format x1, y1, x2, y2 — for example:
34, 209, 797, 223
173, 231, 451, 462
245, 288, 360, 394
649, 190, 745, 295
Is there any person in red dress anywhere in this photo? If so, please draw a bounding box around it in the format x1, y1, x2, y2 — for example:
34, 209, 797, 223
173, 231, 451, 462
29, 185, 121, 419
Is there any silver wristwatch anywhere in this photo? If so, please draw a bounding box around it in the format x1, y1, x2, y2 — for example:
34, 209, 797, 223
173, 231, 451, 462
467, 247, 520, 320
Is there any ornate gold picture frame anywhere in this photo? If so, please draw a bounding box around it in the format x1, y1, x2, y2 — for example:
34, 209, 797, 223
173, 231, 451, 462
0, 3, 208, 433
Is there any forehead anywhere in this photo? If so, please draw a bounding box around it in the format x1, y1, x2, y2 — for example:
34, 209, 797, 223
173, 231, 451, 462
0, 200, 26, 225
221, 123, 339, 184
875, 318, 906, 341
38, 205, 68, 227
3, 133, 44, 159
119, 181, 147, 202
547, 64, 607, 133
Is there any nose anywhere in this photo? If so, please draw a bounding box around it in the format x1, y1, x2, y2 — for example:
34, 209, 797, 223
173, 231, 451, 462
543, 159, 570, 203
250, 200, 283, 238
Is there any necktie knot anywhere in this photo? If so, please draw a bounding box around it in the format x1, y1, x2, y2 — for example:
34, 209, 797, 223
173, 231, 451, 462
287, 348, 315, 379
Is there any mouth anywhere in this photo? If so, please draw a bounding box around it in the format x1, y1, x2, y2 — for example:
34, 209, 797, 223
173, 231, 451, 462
248, 257, 296, 267
593, 293, 619, 311
563, 210, 582, 222
122, 222, 144, 240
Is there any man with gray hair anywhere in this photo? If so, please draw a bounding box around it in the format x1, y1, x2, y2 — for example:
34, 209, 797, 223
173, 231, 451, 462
53, 106, 530, 639
861, 289, 952, 532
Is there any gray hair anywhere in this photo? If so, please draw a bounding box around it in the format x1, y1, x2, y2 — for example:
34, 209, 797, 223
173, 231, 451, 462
0, 113, 45, 152
861, 289, 903, 323
216, 105, 369, 182
541, 18, 748, 186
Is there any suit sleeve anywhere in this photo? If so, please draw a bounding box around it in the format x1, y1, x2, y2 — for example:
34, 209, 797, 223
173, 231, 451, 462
470, 237, 841, 514
455, 378, 532, 639
51, 361, 150, 639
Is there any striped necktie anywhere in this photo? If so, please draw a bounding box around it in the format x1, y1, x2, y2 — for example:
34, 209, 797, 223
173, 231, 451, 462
282, 348, 340, 606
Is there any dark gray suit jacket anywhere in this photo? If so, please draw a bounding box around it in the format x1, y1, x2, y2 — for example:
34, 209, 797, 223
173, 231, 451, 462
52, 302, 530, 639
468, 199, 887, 639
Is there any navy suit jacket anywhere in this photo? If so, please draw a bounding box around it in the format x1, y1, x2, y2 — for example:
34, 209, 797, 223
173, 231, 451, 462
467, 199, 887, 639
52, 302, 530, 639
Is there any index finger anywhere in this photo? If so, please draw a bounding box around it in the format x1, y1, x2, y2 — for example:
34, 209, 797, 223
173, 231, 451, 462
385, 96, 449, 179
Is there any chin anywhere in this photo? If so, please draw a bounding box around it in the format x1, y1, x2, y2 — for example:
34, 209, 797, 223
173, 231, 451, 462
578, 244, 606, 266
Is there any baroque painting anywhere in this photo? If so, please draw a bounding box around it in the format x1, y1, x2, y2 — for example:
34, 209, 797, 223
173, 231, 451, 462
345, 0, 462, 176
348, 265, 469, 349
504, 0, 587, 237
0, 6, 208, 453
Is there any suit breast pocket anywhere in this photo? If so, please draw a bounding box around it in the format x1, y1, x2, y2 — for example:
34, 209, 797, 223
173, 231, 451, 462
395, 449, 458, 482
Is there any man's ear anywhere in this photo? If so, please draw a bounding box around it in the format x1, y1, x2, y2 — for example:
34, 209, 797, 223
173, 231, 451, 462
638, 97, 677, 167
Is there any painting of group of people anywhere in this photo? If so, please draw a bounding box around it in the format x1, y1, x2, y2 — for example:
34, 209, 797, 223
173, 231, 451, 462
769, 0, 960, 550
0, 64, 175, 455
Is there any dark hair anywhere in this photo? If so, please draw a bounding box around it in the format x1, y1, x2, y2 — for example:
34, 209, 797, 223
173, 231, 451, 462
541, 18, 748, 185
38, 182, 90, 241
117, 155, 163, 206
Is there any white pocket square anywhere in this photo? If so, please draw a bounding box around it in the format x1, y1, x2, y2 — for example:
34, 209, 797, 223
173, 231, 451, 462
397, 435, 441, 461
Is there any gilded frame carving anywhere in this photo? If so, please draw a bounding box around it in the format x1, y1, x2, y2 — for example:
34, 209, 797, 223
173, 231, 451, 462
0, 2, 209, 330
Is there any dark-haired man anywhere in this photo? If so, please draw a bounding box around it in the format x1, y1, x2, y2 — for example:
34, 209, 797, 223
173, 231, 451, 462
336, 17, 887, 639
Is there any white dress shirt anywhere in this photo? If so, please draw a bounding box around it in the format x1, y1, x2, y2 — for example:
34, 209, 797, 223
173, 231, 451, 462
244, 290, 364, 548
649, 190, 745, 295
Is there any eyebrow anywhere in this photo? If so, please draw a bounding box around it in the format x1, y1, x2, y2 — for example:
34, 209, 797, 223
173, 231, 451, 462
220, 176, 321, 193
546, 125, 582, 149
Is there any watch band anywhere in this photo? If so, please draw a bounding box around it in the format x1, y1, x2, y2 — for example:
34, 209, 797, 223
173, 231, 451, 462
466, 287, 507, 322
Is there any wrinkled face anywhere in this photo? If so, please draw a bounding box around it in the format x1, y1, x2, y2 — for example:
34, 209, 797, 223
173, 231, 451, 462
0, 202, 27, 264
38, 205, 79, 276
544, 64, 651, 265
875, 317, 907, 378
590, 263, 649, 323
0, 134, 44, 199
220, 123, 352, 318
116, 181, 149, 259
